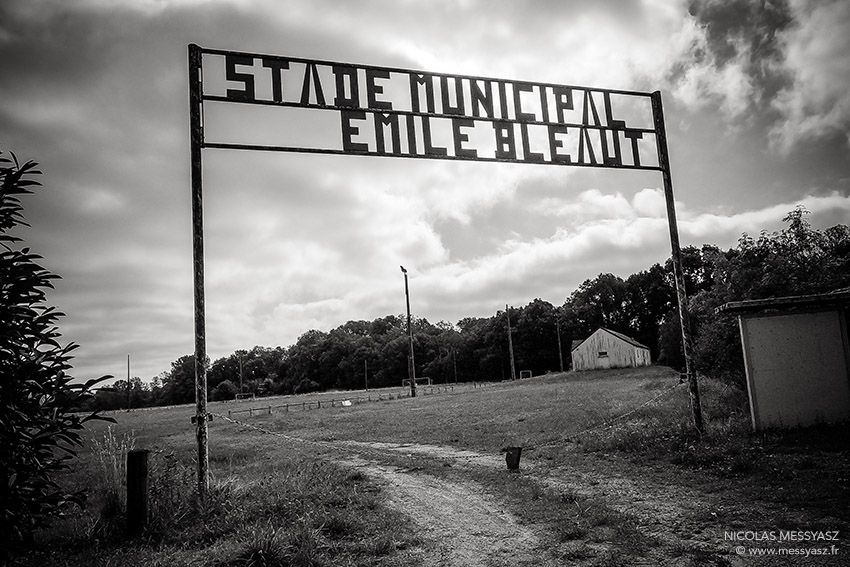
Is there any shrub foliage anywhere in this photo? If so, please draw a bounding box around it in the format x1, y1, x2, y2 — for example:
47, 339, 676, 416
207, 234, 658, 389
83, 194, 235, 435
0, 148, 112, 553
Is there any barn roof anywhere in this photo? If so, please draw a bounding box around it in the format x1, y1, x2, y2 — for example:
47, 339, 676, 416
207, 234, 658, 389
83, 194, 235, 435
570, 328, 649, 351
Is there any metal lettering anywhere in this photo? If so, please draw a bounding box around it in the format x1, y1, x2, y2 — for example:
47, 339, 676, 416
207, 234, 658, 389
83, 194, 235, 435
410, 73, 436, 114
262, 57, 289, 103
553, 86, 573, 123
421, 116, 447, 156
520, 123, 545, 163
341, 110, 368, 152
624, 130, 643, 166
452, 118, 478, 159
493, 121, 516, 160
300, 63, 326, 106
470, 79, 494, 118
406, 114, 418, 156
440, 76, 465, 115
366, 69, 393, 111
374, 112, 401, 155
513, 82, 536, 122
548, 124, 571, 164
602, 92, 625, 165
577, 127, 598, 165
333, 65, 359, 108
203, 49, 660, 170
225, 54, 256, 101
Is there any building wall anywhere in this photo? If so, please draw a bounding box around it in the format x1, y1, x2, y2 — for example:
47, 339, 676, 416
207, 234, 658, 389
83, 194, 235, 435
572, 329, 651, 371
739, 309, 850, 430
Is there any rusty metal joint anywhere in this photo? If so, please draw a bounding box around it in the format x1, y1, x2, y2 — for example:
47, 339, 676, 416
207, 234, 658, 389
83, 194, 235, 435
191, 413, 213, 425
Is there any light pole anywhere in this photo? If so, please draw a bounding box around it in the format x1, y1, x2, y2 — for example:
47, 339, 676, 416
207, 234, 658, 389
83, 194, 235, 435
401, 266, 416, 398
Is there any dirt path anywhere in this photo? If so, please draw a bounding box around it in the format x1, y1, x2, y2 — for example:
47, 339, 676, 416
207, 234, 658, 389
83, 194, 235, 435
342, 457, 558, 567
331, 440, 847, 566
338, 440, 747, 566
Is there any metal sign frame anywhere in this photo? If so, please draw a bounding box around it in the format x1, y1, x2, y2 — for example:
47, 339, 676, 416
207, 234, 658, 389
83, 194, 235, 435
187, 44, 702, 499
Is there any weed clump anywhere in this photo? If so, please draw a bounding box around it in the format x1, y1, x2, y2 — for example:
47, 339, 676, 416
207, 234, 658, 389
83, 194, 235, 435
88, 426, 136, 540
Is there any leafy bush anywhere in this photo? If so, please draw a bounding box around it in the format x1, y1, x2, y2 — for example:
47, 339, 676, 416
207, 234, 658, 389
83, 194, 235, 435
0, 148, 112, 554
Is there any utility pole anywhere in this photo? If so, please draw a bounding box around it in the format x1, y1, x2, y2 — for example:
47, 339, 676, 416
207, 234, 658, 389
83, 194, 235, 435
238, 352, 243, 392
556, 321, 564, 372
452, 348, 458, 383
401, 266, 416, 397
506, 304, 517, 381
364, 359, 368, 391
127, 354, 131, 411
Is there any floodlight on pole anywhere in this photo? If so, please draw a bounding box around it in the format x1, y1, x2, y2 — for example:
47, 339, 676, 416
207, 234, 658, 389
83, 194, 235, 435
401, 266, 416, 398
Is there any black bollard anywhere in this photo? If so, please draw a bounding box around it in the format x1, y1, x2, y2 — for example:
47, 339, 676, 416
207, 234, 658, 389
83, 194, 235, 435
505, 447, 522, 470
126, 449, 150, 537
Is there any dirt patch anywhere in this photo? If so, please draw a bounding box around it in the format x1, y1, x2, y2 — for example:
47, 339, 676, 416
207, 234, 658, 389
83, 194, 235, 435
341, 457, 558, 567
333, 440, 847, 566
340, 441, 746, 565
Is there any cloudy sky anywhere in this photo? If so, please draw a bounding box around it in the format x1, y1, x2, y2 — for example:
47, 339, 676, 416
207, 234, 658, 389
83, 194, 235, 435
2, 0, 849, 384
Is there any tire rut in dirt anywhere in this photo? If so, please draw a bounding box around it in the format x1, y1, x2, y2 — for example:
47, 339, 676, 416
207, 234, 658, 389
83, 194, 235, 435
342, 458, 558, 567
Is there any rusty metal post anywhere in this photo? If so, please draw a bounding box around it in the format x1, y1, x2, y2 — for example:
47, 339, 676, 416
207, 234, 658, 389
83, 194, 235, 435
188, 44, 210, 499
651, 91, 703, 433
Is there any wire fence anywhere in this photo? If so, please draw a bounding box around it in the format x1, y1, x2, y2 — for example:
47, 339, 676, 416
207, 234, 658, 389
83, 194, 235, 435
222, 383, 494, 419
214, 379, 686, 451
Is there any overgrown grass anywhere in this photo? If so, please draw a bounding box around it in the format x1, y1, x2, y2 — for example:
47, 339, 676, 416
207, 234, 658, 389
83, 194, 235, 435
88, 426, 137, 539
16, 425, 421, 566
577, 373, 850, 484
578, 375, 752, 464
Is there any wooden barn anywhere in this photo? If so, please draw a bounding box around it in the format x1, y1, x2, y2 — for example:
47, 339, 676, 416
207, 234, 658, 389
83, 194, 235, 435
571, 328, 651, 371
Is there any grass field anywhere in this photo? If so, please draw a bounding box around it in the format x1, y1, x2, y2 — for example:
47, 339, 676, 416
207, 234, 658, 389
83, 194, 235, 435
15, 366, 850, 566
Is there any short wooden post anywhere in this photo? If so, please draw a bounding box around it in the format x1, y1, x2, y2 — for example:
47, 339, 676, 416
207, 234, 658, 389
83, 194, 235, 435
126, 449, 149, 537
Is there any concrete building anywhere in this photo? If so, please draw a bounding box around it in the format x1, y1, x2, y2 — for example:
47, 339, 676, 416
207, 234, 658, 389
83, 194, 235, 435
718, 290, 850, 431
571, 328, 651, 371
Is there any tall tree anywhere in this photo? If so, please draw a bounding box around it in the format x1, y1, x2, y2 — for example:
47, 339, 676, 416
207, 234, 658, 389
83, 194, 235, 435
625, 264, 676, 359
567, 273, 630, 335
514, 299, 560, 375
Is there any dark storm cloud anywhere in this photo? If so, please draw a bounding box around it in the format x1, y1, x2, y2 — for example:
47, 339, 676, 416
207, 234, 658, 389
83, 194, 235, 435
688, 0, 792, 70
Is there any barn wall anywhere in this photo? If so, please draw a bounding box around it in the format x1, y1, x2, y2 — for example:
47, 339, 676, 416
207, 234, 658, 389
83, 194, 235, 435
572, 329, 650, 371
740, 309, 850, 430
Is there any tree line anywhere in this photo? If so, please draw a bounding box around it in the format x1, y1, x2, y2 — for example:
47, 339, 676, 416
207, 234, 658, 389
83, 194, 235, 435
87, 206, 850, 411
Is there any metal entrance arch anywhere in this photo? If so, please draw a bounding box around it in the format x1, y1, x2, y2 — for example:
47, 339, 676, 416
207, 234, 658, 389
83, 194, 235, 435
187, 44, 702, 499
